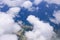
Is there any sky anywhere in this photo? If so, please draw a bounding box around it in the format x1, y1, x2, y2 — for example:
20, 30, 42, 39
0, 0, 60, 40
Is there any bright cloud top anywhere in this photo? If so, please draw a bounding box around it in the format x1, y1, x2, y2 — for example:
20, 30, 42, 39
2, 0, 27, 7
34, 0, 42, 5
7, 7, 21, 17
0, 7, 21, 40
21, 1, 32, 9
0, 0, 60, 9
25, 15, 55, 40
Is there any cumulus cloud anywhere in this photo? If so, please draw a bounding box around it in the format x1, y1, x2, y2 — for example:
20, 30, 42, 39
25, 15, 55, 40
0, 7, 21, 33
0, 0, 34, 11
0, 0, 33, 9
21, 1, 33, 9
44, 0, 60, 4
33, 0, 42, 5
0, 0, 60, 40
0, 7, 22, 40
50, 11, 60, 24
2, 0, 27, 7
6, 7, 21, 17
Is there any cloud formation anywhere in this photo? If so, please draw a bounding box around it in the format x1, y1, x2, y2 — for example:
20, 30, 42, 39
0, 0, 33, 9
25, 15, 55, 40
21, 1, 32, 9
50, 11, 60, 24
0, 34, 18, 40
2, 0, 27, 7
0, 0, 60, 40
0, 7, 21, 40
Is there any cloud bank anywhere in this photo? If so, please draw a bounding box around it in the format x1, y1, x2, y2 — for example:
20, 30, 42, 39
2, 0, 27, 7
0, 0, 33, 9
25, 15, 55, 40
0, 7, 21, 40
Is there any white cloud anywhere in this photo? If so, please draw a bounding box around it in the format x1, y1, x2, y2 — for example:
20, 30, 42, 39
6, 7, 21, 17
53, 11, 60, 22
0, 0, 33, 9
25, 15, 55, 40
44, 0, 60, 4
50, 11, 60, 24
2, 0, 27, 7
33, 0, 42, 5
21, 1, 33, 9
0, 7, 23, 40
0, 34, 18, 40
0, 7, 22, 35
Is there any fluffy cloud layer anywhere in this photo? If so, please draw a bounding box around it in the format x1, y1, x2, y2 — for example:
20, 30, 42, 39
0, 0, 60, 9
25, 15, 55, 40
0, 34, 18, 40
2, 0, 27, 7
0, 0, 60, 40
0, 7, 21, 40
